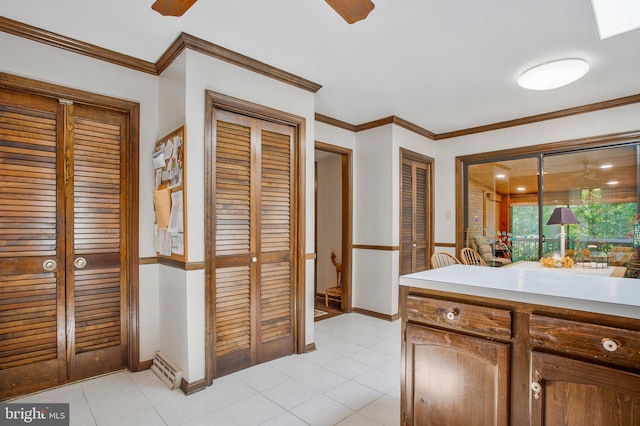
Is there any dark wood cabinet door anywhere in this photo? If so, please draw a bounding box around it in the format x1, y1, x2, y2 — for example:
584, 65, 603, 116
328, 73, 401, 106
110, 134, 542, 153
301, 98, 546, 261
531, 351, 640, 426
212, 110, 294, 377
403, 324, 509, 425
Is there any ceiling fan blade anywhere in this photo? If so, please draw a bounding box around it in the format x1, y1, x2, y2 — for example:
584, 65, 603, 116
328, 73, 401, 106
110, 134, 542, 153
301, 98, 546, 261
152, 0, 198, 17
325, 0, 375, 24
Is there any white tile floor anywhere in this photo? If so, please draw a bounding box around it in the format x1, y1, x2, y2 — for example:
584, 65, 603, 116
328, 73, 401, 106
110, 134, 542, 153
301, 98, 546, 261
11, 313, 401, 426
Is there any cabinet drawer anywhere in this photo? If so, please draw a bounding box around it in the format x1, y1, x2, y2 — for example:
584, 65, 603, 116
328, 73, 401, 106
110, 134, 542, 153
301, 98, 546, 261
530, 314, 640, 370
406, 295, 511, 340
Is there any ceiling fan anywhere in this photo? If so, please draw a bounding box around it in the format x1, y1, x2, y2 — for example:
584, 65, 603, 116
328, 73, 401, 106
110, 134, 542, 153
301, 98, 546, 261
151, 0, 375, 24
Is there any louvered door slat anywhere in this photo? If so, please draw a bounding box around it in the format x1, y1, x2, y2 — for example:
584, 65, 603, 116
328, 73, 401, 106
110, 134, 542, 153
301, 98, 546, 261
401, 153, 431, 273
259, 129, 293, 352
212, 109, 294, 377
69, 106, 126, 380
401, 162, 413, 274
0, 106, 57, 259
0, 273, 58, 369
214, 115, 253, 375
415, 165, 428, 270
0, 92, 62, 398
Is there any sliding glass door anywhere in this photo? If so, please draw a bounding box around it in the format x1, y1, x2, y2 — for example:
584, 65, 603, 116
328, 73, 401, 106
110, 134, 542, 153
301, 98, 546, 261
465, 144, 638, 264
466, 157, 539, 262
542, 146, 638, 258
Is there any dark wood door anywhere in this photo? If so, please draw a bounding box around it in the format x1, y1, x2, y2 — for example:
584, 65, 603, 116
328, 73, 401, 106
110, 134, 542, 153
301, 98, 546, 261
403, 324, 509, 425
0, 89, 128, 399
67, 103, 128, 381
531, 351, 640, 426
212, 109, 294, 377
400, 151, 432, 275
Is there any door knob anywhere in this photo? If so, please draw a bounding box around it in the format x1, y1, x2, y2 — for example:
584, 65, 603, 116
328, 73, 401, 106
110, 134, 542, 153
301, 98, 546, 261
43, 259, 57, 271
251, 256, 258, 263
74, 257, 87, 269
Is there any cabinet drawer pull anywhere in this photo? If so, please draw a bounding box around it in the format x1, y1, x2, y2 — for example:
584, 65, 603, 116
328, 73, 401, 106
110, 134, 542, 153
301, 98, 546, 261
530, 381, 542, 400
601, 338, 620, 352
446, 308, 459, 321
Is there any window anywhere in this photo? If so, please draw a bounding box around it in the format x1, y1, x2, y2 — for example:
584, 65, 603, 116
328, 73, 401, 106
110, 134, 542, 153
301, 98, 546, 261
460, 140, 639, 265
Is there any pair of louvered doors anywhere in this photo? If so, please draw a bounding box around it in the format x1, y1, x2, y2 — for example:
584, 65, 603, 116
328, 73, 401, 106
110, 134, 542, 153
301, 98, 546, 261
210, 106, 297, 377
0, 86, 131, 399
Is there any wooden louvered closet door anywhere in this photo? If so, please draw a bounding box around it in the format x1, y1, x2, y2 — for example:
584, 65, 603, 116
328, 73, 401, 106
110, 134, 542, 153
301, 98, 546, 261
0, 88, 128, 399
68, 103, 128, 381
400, 153, 431, 275
212, 109, 295, 377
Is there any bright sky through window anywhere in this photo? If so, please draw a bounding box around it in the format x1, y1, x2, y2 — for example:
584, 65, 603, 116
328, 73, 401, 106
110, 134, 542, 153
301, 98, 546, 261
591, 0, 640, 39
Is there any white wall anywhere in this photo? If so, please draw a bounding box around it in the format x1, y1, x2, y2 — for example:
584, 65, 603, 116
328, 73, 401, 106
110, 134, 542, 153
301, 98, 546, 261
350, 125, 435, 316
316, 153, 343, 294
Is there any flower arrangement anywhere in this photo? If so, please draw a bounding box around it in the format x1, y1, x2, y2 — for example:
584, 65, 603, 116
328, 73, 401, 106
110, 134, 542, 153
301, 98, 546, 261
540, 255, 574, 268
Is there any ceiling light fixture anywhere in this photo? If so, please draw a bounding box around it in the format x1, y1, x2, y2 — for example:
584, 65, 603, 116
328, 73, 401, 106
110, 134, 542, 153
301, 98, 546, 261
517, 59, 590, 91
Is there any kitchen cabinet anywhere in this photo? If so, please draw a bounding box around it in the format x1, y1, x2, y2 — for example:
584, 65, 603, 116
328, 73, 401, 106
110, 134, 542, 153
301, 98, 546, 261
399, 265, 640, 425
530, 315, 640, 425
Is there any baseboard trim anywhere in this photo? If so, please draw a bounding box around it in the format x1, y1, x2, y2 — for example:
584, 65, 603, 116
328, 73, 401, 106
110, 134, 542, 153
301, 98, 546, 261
354, 307, 399, 322
138, 359, 153, 371
180, 378, 206, 396
305, 343, 317, 352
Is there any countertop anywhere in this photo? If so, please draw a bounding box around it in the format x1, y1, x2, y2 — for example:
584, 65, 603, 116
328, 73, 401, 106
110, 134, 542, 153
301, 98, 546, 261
399, 264, 640, 319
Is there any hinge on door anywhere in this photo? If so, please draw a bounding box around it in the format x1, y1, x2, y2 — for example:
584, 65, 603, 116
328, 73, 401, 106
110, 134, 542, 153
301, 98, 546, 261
59, 99, 73, 105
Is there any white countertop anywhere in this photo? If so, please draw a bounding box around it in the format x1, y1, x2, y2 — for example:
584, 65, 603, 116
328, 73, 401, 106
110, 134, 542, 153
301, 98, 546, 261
399, 265, 640, 319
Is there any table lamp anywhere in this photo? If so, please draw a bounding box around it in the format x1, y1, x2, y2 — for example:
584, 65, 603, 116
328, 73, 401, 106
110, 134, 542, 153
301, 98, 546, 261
546, 207, 580, 258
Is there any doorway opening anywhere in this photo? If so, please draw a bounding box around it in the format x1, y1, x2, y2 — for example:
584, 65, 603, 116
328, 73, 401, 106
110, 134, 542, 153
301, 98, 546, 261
314, 142, 352, 320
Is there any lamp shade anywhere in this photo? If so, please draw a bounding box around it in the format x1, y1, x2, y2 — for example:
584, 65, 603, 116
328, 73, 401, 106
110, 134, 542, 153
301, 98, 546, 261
546, 207, 580, 225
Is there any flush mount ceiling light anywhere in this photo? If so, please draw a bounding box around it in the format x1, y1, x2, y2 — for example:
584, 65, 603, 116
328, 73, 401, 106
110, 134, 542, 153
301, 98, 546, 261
517, 59, 590, 90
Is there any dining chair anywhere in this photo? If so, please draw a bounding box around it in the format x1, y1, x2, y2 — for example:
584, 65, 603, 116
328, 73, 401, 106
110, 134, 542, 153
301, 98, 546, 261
325, 251, 343, 307
460, 247, 489, 266
431, 252, 461, 269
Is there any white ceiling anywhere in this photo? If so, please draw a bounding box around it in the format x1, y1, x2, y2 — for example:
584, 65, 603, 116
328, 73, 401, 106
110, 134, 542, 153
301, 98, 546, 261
2, 0, 639, 134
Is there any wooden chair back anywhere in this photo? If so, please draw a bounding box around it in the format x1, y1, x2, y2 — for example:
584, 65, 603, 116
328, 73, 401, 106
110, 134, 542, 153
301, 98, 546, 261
325, 252, 343, 307
460, 247, 489, 266
431, 252, 461, 269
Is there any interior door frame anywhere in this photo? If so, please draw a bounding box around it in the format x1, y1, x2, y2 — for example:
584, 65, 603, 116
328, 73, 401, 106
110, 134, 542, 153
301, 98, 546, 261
204, 90, 307, 386
314, 141, 353, 312
0, 71, 141, 372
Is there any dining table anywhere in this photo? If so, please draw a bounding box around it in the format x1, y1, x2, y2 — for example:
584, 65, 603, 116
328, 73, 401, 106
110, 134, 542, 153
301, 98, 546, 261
503, 260, 627, 278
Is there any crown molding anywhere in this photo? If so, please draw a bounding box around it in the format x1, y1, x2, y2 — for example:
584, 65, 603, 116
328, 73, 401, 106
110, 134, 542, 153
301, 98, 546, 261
315, 113, 356, 131
356, 116, 436, 139
318, 93, 640, 141
316, 114, 437, 140
435, 93, 640, 140
0, 16, 157, 74
157, 33, 322, 93
0, 18, 322, 93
